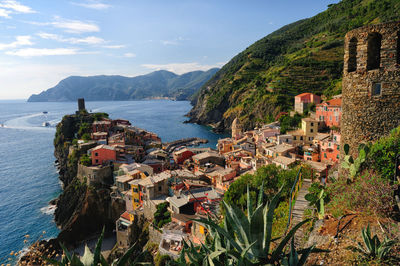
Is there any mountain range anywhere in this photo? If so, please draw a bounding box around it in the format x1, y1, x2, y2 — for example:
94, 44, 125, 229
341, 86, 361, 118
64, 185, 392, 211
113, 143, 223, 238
188, 0, 400, 132
27, 68, 219, 102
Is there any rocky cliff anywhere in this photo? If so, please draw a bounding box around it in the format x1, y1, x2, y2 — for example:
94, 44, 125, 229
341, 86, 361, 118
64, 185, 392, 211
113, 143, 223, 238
53, 112, 123, 247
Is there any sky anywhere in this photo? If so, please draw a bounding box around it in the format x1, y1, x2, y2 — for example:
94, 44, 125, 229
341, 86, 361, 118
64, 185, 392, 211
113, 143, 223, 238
0, 0, 340, 99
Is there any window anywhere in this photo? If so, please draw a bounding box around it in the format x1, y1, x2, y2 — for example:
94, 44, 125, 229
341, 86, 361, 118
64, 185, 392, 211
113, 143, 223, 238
133, 188, 138, 193
300, 136, 303, 140
95, 152, 98, 156
336, 154, 339, 159
397, 31, 400, 64
311, 122, 314, 126
310, 129, 313, 133
95, 159, 99, 163
330, 116, 332, 121
367, 32, 382, 70
293, 136, 296, 140
134, 199, 139, 203
335, 116, 339, 122
348, 37, 357, 72
324, 153, 327, 158
372, 83, 381, 96
158, 185, 162, 192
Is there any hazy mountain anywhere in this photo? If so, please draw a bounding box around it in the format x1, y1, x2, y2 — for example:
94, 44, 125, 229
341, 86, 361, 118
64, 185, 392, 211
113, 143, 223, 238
27, 68, 219, 102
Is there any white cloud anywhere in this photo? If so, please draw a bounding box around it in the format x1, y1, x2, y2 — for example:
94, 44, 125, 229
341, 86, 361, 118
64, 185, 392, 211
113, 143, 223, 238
124, 52, 136, 58
71, 0, 110, 10
51, 16, 100, 34
0, 8, 11, 18
6, 47, 79, 57
0, 35, 33, 50
103, 44, 125, 49
161, 37, 187, 46
142, 62, 224, 74
0, 0, 35, 14
37, 32, 105, 45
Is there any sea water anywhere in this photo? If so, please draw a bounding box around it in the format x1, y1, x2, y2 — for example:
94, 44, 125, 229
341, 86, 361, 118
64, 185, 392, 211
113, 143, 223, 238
0, 100, 225, 264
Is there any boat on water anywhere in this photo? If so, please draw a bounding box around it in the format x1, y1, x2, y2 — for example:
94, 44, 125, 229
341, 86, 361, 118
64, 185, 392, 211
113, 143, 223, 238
42, 122, 50, 127
43, 111, 48, 114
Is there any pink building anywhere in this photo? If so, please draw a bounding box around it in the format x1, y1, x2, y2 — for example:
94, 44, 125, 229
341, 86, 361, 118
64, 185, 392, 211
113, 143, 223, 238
294, 93, 321, 114
316, 98, 342, 128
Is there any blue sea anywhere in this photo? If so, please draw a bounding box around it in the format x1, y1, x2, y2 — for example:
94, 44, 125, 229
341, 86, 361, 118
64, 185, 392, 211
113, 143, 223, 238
0, 100, 225, 264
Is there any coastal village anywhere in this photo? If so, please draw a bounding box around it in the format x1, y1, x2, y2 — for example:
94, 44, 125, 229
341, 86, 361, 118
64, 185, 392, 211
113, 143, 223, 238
71, 91, 343, 258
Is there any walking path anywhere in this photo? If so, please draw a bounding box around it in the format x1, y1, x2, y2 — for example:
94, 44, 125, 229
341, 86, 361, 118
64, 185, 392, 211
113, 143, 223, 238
291, 178, 312, 247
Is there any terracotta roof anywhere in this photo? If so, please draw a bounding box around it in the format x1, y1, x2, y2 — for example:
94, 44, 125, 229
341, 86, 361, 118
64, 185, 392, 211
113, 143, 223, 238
295, 92, 314, 97
92, 144, 116, 151
318, 98, 342, 107
326, 98, 342, 107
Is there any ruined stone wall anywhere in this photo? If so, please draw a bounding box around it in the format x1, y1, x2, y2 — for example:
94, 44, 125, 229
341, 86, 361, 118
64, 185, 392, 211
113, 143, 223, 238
341, 21, 400, 157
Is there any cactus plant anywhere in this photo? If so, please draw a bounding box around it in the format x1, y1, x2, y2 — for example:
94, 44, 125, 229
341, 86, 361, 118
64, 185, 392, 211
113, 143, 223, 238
341, 143, 369, 181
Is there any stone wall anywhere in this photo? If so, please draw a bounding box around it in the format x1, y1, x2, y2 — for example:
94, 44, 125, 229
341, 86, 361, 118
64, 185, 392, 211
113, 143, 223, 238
341, 21, 400, 157
77, 164, 113, 186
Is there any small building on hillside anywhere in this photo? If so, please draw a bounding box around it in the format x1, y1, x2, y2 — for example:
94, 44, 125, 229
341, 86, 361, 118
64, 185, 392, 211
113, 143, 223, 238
272, 156, 296, 170
173, 148, 195, 164
294, 93, 321, 114
77, 164, 113, 185
316, 97, 342, 128
265, 143, 296, 158
217, 138, 234, 154
92, 120, 112, 133
90, 144, 118, 165
192, 151, 225, 168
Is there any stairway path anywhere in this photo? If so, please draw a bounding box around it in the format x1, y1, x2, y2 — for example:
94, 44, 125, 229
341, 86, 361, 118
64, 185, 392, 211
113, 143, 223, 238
291, 178, 312, 248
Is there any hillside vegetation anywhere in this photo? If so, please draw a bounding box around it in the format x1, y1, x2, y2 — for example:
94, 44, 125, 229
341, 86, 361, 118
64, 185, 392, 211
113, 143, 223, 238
188, 0, 400, 132
28, 68, 218, 102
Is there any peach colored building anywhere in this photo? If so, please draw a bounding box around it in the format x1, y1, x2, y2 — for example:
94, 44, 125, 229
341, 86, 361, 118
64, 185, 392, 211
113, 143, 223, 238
316, 98, 342, 128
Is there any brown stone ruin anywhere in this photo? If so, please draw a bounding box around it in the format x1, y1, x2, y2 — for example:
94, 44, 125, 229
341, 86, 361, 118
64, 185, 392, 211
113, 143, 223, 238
341, 21, 400, 158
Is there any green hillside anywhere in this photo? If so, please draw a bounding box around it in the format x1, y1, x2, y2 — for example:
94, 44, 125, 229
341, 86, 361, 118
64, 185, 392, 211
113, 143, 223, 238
188, 0, 400, 132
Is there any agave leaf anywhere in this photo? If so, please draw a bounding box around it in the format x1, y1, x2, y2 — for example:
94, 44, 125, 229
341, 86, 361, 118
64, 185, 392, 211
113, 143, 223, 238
93, 227, 105, 266
257, 182, 264, 208
223, 201, 250, 247
288, 237, 299, 266
298, 246, 315, 266
115, 241, 140, 266
271, 219, 310, 261
81, 245, 94, 266
194, 218, 243, 253
249, 204, 264, 258
247, 185, 253, 222
59, 243, 72, 262
263, 188, 282, 254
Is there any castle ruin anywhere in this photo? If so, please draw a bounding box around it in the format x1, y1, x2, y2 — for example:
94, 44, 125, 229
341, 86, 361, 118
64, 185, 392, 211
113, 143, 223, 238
341, 21, 400, 157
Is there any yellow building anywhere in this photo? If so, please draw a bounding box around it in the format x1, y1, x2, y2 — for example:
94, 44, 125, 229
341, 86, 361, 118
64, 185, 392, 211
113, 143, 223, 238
288, 118, 318, 146
127, 170, 148, 211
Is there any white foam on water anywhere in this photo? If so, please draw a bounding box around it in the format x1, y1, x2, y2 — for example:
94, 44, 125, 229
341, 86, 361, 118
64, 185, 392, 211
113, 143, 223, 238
40, 205, 56, 215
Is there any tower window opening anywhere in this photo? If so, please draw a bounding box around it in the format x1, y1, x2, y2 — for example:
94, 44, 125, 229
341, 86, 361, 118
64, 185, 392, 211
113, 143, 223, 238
348, 37, 357, 72
367, 32, 382, 70
397, 31, 400, 65
372, 83, 381, 96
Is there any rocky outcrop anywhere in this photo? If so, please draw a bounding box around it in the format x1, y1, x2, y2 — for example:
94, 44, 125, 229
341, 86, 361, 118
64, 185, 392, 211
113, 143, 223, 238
52, 112, 122, 246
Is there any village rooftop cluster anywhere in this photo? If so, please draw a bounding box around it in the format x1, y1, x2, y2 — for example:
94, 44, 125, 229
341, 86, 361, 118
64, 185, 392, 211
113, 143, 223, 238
73, 93, 342, 257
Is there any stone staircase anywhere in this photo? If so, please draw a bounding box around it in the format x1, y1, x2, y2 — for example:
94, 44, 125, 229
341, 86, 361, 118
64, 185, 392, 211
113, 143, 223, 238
291, 178, 312, 247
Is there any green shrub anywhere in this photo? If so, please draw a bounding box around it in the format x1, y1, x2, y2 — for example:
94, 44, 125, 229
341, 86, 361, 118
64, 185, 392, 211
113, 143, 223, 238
80, 154, 91, 166
154, 202, 171, 229
327, 171, 397, 218
367, 126, 400, 180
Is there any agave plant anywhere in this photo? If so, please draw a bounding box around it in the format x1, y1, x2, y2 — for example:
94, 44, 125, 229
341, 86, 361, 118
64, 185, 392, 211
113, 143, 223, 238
174, 184, 326, 265
348, 224, 396, 260
44, 227, 151, 266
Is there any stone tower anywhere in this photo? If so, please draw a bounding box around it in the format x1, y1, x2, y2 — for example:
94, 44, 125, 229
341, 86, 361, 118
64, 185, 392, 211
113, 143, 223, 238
341, 21, 400, 157
231, 117, 243, 140
78, 98, 85, 112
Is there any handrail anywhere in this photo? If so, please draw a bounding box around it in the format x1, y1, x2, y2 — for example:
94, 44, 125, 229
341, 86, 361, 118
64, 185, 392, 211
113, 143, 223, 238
285, 167, 303, 232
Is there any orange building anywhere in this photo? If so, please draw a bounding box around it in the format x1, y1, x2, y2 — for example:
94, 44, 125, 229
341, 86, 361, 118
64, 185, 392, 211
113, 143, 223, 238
316, 98, 342, 128
90, 145, 117, 165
